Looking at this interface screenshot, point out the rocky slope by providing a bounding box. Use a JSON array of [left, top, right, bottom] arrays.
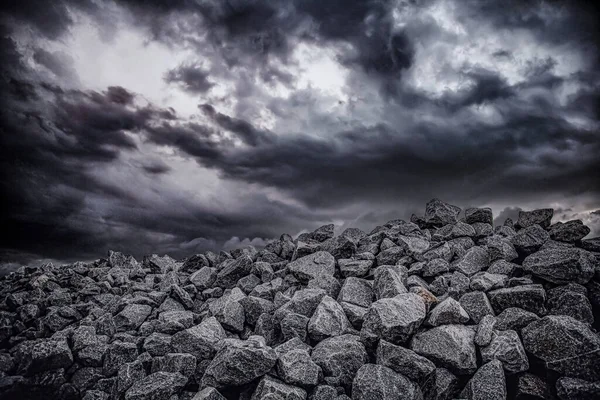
[[1, 199, 599, 400]]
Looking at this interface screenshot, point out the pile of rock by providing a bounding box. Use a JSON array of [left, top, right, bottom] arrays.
[[1, 199, 599, 400]]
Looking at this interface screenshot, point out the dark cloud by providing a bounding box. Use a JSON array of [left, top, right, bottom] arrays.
[[0, 0, 599, 271], [165, 63, 214, 93]]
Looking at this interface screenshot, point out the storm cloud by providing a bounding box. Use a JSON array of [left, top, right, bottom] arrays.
[[0, 0, 598, 268]]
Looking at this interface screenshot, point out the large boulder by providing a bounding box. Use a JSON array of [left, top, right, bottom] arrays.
[[376, 339, 436, 383], [171, 317, 226, 360], [352, 364, 422, 400], [549, 220, 590, 243], [424, 199, 461, 227], [522, 248, 595, 284], [411, 325, 477, 375], [308, 296, 350, 341], [14, 339, 73, 376], [522, 315, 600, 381], [488, 285, 546, 315], [516, 208, 553, 229]]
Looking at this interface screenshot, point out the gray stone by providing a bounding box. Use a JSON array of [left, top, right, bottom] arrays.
[[460, 360, 506, 400], [240, 296, 275, 326], [352, 364, 422, 400], [547, 283, 593, 324], [488, 260, 519, 275], [422, 259, 450, 278], [190, 267, 217, 290], [465, 207, 493, 225], [125, 371, 187, 400], [281, 313, 309, 342], [376, 246, 407, 266], [511, 225, 550, 255], [274, 337, 312, 358], [376, 339, 436, 383], [114, 304, 152, 331], [488, 285, 546, 315], [307, 274, 342, 298], [517, 209, 553, 229], [308, 296, 350, 342], [522, 315, 600, 381], [251, 375, 307, 400], [103, 341, 138, 376], [494, 308, 539, 332], [117, 361, 146, 394], [214, 255, 253, 289], [433, 222, 476, 241], [361, 293, 426, 344], [522, 248, 595, 284], [202, 336, 278, 388], [425, 199, 461, 227], [338, 259, 372, 278], [475, 315, 496, 347], [193, 387, 227, 400], [411, 324, 477, 375], [485, 236, 518, 262], [427, 297, 469, 326], [549, 220, 590, 242], [337, 278, 373, 308], [515, 373, 550, 400], [277, 349, 322, 387], [422, 368, 458, 400], [481, 330, 529, 374], [373, 265, 408, 299], [459, 291, 495, 323], [154, 353, 196, 379], [172, 317, 226, 360], [144, 333, 173, 357], [310, 385, 338, 400], [470, 272, 507, 292], [208, 289, 246, 332], [556, 377, 600, 400], [311, 334, 368, 389], [288, 252, 336, 283]]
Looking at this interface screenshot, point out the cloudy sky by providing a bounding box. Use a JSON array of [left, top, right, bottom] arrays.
[[1, 0, 599, 269]]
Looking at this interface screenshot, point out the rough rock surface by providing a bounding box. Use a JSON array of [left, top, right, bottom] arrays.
[[0, 200, 597, 399]]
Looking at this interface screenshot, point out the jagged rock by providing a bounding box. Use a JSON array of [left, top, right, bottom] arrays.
[[337, 277, 373, 308], [515, 373, 551, 400], [308, 296, 350, 341], [459, 291, 495, 323], [522, 315, 600, 381], [488, 285, 546, 315], [460, 360, 506, 400], [124, 371, 187, 400], [311, 385, 338, 400], [311, 334, 368, 389], [425, 199, 461, 227], [208, 288, 246, 332], [511, 225, 550, 255], [486, 236, 518, 262], [465, 207, 493, 225], [422, 368, 458, 400], [373, 265, 408, 299], [202, 336, 278, 388], [433, 222, 476, 241], [252, 375, 307, 400], [427, 297, 469, 326], [556, 377, 600, 400], [240, 296, 275, 326], [104, 341, 138, 376], [14, 339, 73, 376], [193, 387, 227, 400], [494, 308, 539, 332], [114, 304, 152, 331], [352, 364, 422, 400], [361, 293, 426, 344], [281, 313, 309, 341], [172, 317, 226, 360], [475, 315, 496, 347], [376, 339, 435, 382], [144, 333, 173, 356], [117, 360, 146, 394], [481, 330, 529, 374], [376, 246, 406, 266], [190, 267, 217, 290], [338, 259, 372, 278], [307, 274, 342, 298], [522, 247, 595, 284], [411, 324, 477, 375], [214, 255, 253, 289], [549, 220, 591, 242], [516, 209, 554, 229], [288, 252, 336, 283], [470, 272, 507, 292], [581, 237, 600, 252], [277, 349, 322, 387], [547, 283, 593, 324]]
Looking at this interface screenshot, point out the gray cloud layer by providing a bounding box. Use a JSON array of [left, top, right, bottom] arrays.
[[1, 0, 599, 267]]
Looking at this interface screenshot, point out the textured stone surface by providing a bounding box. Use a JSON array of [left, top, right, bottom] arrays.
[[361, 293, 426, 344], [460, 360, 506, 400], [352, 364, 421, 400]]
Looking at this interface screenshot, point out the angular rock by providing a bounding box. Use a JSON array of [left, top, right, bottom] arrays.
[[511, 225, 550, 255], [125, 371, 187, 400], [460, 360, 506, 400], [488, 285, 546, 315], [114, 304, 152, 331], [547, 283, 593, 324], [307, 274, 342, 298], [193, 387, 227, 400], [277, 349, 322, 387], [465, 207, 494, 225], [311, 334, 368, 389], [281, 313, 309, 342], [251, 375, 307, 400], [104, 341, 138, 376], [422, 368, 458, 400], [517, 209, 553, 229], [459, 291, 495, 323], [190, 267, 217, 290], [287, 252, 336, 283], [15, 339, 73, 376], [556, 377, 600, 400], [308, 296, 350, 341], [337, 277, 373, 308], [411, 324, 477, 375], [172, 317, 226, 360], [376, 339, 435, 383], [202, 336, 278, 388], [481, 330, 529, 374], [475, 315, 496, 347], [214, 255, 253, 289], [373, 265, 408, 299], [522, 315, 600, 380], [338, 259, 372, 278], [515, 373, 551, 400], [427, 297, 469, 326], [352, 364, 422, 400], [522, 248, 595, 284], [470, 272, 507, 292], [361, 293, 426, 344], [425, 199, 461, 227], [549, 220, 590, 243], [494, 308, 539, 332]]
